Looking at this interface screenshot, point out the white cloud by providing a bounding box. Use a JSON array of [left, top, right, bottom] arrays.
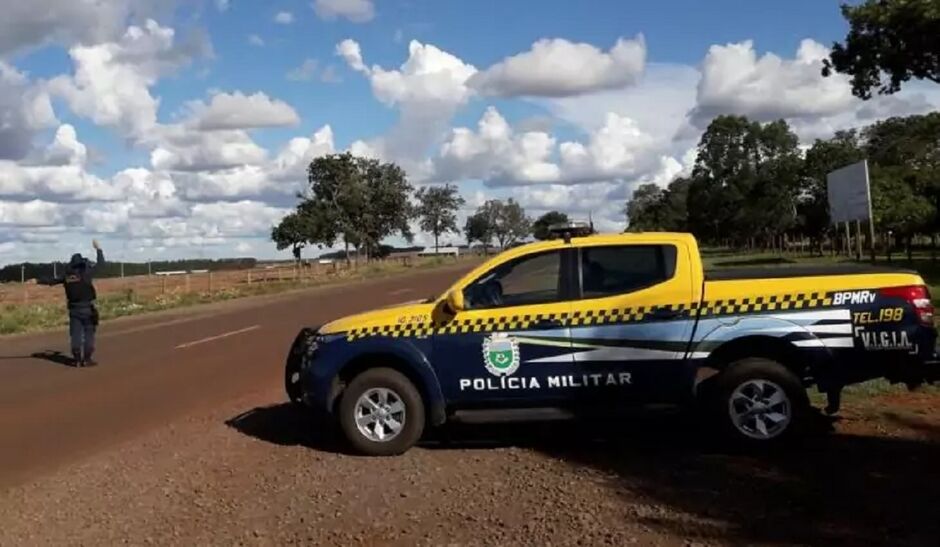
[[469, 36, 646, 97], [185, 91, 300, 130], [336, 39, 366, 73], [248, 34, 265, 47], [0, 200, 63, 227], [269, 125, 335, 182], [41, 124, 87, 166], [366, 40, 478, 107], [0, 61, 57, 160], [150, 127, 268, 172], [215, 0, 230, 12], [313, 0, 375, 23], [337, 38, 478, 164], [435, 107, 660, 187], [274, 11, 294, 24], [0, 124, 120, 201], [544, 63, 700, 152], [0, 0, 171, 56], [287, 59, 318, 81], [688, 39, 854, 128], [48, 19, 210, 140], [0, 162, 116, 201]]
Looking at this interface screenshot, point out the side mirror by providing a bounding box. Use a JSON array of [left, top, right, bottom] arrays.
[[445, 289, 465, 314]]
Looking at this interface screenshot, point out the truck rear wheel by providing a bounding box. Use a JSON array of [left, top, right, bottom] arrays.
[[708, 357, 808, 446], [338, 368, 425, 456]]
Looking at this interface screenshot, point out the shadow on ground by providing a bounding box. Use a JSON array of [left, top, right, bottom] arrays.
[[229, 404, 939, 546], [226, 403, 350, 455], [0, 350, 77, 367]]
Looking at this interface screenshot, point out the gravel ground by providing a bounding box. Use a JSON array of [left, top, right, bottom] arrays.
[[0, 386, 937, 547]]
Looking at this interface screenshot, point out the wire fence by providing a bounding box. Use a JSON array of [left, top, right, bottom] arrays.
[[0, 254, 470, 308]]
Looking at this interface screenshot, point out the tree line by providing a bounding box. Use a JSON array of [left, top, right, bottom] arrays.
[[625, 112, 940, 257], [272, 153, 572, 261], [0, 258, 258, 283]]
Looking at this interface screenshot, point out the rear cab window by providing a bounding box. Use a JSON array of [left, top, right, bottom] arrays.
[[579, 245, 677, 298]]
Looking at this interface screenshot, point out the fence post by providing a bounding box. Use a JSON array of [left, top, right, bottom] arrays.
[[247, 271, 252, 286], [208, 271, 213, 293], [162, 275, 167, 295], [185, 274, 191, 293]]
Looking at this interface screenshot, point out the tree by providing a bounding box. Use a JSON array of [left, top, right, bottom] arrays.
[[871, 166, 935, 260], [357, 157, 415, 259], [625, 184, 665, 231], [415, 184, 465, 252], [480, 199, 531, 249], [823, 0, 940, 99], [464, 211, 494, 254], [686, 115, 802, 248], [271, 212, 313, 263], [300, 153, 414, 263], [532, 211, 569, 240]]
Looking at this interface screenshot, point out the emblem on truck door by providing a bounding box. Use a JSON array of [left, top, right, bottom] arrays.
[[483, 333, 521, 377]]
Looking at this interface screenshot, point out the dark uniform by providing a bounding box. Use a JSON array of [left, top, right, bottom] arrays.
[[43, 248, 105, 366]]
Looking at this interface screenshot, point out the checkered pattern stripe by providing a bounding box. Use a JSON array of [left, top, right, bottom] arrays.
[[696, 291, 833, 317], [343, 291, 839, 341]]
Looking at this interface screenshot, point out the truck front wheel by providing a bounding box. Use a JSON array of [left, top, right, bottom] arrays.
[[708, 357, 809, 446], [338, 368, 425, 456]]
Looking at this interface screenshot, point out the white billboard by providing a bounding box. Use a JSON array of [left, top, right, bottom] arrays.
[[827, 160, 871, 224]]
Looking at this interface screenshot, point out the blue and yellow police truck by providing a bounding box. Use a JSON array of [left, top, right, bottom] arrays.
[[285, 224, 939, 455]]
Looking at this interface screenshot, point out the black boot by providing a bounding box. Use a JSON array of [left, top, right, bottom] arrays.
[[72, 351, 84, 368]]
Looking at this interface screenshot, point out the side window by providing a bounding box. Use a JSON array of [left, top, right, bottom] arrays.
[[463, 251, 562, 310], [580, 245, 677, 298]]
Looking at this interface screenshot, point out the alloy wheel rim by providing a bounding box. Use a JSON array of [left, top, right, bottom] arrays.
[[355, 388, 406, 442], [728, 379, 791, 440]]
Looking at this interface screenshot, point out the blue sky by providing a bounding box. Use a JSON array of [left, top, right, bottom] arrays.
[[1, 0, 938, 265]]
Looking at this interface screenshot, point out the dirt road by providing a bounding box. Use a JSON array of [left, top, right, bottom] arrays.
[[1, 265, 938, 546]]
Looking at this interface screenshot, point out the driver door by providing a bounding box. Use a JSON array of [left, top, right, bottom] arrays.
[[432, 249, 575, 408]]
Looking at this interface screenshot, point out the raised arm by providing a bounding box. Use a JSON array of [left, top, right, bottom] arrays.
[[91, 240, 105, 268]]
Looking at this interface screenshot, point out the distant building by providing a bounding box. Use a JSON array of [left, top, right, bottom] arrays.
[[417, 246, 459, 257]]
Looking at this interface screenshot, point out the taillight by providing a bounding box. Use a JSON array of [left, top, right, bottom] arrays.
[[880, 285, 935, 326]]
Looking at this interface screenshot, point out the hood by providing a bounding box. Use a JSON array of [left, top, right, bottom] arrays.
[[69, 254, 86, 269], [319, 300, 438, 336]]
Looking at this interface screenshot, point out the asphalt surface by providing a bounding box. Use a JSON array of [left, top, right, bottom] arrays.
[[0, 265, 464, 488]]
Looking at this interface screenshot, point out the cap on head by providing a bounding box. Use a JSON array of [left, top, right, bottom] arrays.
[[70, 253, 84, 267]]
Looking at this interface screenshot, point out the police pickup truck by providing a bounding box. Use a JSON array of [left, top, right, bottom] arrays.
[[285, 225, 939, 455]]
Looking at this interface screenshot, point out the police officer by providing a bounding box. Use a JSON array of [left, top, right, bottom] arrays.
[[41, 240, 105, 367]]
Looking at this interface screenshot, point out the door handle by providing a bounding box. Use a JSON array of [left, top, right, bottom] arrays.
[[648, 308, 682, 320], [533, 319, 563, 329]]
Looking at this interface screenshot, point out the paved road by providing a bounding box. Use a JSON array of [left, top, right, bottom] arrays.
[[0, 265, 468, 488]]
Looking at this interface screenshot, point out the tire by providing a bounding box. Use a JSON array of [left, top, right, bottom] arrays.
[[285, 329, 314, 406], [707, 357, 809, 447], [338, 367, 425, 456], [285, 355, 304, 405]]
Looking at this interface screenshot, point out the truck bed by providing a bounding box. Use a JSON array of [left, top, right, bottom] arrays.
[[704, 263, 914, 281]]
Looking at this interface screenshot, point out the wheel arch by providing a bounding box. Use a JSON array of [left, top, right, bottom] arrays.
[[329, 340, 447, 426], [698, 335, 827, 386]]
